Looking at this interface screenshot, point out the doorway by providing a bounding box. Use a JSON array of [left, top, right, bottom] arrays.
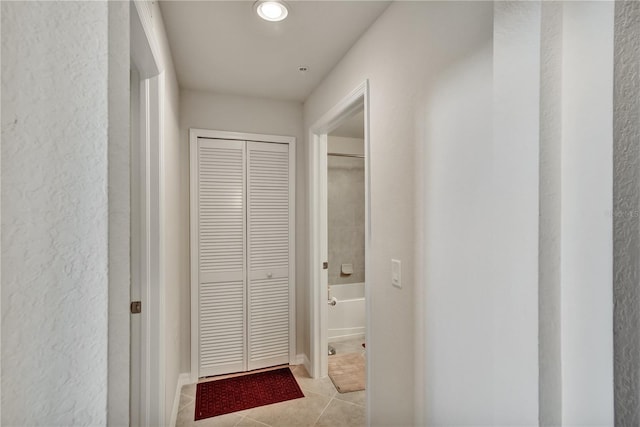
[[326, 111, 367, 395], [309, 80, 371, 420]]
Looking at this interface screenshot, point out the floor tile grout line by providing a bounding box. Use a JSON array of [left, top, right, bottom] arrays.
[[298, 384, 338, 400], [332, 395, 365, 408], [312, 395, 335, 427], [241, 415, 272, 427], [178, 395, 194, 412]]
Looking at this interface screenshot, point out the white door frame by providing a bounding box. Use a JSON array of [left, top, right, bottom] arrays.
[[189, 128, 297, 382], [308, 80, 371, 393], [131, 1, 165, 426]]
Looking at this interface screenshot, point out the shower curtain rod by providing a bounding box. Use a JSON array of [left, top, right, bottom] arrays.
[[327, 152, 365, 159]]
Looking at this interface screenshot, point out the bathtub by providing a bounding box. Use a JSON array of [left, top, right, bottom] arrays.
[[328, 282, 365, 340]]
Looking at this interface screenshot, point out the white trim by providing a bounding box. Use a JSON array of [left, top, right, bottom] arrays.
[[145, 73, 166, 427], [288, 141, 297, 365], [303, 354, 312, 376], [141, 77, 151, 427], [189, 130, 200, 383], [130, 3, 165, 425], [308, 80, 371, 420], [317, 133, 329, 378], [294, 354, 312, 375], [132, 0, 164, 75], [189, 132, 199, 384], [190, 128, 295, 145], [157, 72, 167, 427], [294, 354, 306, 366], [170, 373, 191, 427], [190, 128, 297, 381], [0, 3, 3, 420]]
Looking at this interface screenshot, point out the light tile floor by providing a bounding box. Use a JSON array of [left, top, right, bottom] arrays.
[[176, 364, 365, 427]]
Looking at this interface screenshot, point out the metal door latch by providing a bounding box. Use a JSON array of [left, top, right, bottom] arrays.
[[322, 261, 328, 270], [130, 301, 142, 314]]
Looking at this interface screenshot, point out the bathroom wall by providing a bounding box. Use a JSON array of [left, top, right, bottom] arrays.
[[327, 136, 365, 285]]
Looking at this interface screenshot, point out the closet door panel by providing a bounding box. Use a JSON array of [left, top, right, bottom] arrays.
[[197, 138, 246, 376], [247, 142, 291, 370]]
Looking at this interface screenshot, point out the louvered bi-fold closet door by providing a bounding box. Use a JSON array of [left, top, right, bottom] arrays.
[[196, 138, 247, 377], [247, 141, 291, 370]]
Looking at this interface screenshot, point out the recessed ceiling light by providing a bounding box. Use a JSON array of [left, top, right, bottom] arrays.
[[254, 0, 289, 22]]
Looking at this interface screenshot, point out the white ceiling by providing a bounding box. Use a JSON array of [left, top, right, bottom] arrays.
[[159, 1, 390, 102]]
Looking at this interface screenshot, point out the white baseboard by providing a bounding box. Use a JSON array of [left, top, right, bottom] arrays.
[[303, 354, 311, 376], [294, 353, 312, 375], [170, 373, 191, 427], [294, 353, 305, 366]]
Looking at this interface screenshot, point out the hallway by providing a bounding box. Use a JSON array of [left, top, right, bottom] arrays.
[[3, 0, 640, 425]]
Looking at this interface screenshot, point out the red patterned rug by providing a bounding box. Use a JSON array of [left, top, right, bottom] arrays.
[[194, 367, 304, 420]]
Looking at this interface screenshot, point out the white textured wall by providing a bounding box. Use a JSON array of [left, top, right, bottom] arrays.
[[492, 2, 541, 423], [418, 45, 495, 425], [179, 89, 305, 370], [304, 2, 495, 424], [1, 2, 110, 424], [531, 2, 615, 424], [306, 1, 617, 424], [538, 2, 563, 424], [560, 3, 614, 424], [108, 1, 131, 425], [613, 1, 640, 424]]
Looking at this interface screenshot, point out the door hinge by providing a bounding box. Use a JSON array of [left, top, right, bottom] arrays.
[[130, 301, 142, 314], [322, 261, 328, 270]]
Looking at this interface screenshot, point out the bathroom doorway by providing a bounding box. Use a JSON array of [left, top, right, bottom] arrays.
[[308, 80, 371, 421], [326, 110, 367, 396]]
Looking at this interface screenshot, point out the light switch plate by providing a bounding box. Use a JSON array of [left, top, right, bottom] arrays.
[[391, 259, 401, 289]]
